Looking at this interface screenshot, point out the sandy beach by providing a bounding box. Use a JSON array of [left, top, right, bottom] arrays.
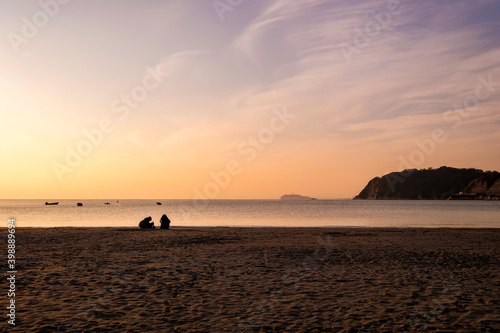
[[6, 227, 500, 332]]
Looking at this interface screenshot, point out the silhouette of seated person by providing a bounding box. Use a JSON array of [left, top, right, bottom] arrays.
[[160, 214, 171, 229], [139, 216, 155, 229]]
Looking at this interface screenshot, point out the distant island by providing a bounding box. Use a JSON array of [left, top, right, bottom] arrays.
[[281, 194, 317, 200], [355, 166, 500, 200]]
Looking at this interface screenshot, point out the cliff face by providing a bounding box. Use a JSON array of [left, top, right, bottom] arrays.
[[355, 167, 500, 200], [464, 173, 500, 196]]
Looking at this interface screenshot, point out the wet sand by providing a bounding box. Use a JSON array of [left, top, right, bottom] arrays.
[[6, 227, 500, 332]]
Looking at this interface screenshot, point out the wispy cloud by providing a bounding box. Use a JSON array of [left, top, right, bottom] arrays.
[[230, 0, 500, 138]]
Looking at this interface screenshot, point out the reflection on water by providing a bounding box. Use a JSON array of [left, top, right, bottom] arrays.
[[1, 199, 499, 228]]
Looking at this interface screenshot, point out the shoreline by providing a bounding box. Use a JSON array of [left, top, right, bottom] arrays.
[[5, 225, 500, 229]]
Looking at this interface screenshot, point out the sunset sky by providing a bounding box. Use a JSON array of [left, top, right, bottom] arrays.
[[1, 0, 500, 199]]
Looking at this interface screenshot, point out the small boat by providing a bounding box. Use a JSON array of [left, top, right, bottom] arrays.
[[77, 203, 83, 206], [45, 202, 59, 205], [156, 202, 162, 205], [104, 202, 110, 205]]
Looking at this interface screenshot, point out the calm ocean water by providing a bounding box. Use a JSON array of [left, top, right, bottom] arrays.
[[1, 199, 499, 228]]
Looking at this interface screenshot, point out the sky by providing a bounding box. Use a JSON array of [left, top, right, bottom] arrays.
[[1, 0, 500, 199]]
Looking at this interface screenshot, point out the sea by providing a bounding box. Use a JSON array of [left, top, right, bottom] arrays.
[[1, 199, 499, 228]]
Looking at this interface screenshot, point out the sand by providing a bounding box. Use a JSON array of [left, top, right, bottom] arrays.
[[5, 227, 500, 332]]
